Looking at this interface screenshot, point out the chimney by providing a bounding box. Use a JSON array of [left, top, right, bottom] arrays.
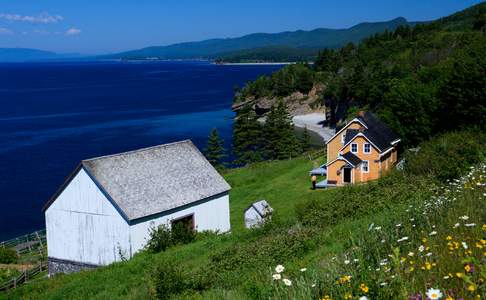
[[357, 111, 365, 118]]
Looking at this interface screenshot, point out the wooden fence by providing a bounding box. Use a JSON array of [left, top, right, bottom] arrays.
[[0, 229, 46, 254], [0, 261, 47, 291]]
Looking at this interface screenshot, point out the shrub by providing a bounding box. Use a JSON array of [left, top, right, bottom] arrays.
[[0, 247, 17, 264], [150, 260, 186, 299], [145, 223, 196, 253], [145, 224, 172, 253], [404, 130, 485, 181]]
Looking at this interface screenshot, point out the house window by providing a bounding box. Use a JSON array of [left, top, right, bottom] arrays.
[[351, 143, 358, 153], [341, 134, 346, 144], [361, 160, 369, 173], [363, 143, 371, 154]]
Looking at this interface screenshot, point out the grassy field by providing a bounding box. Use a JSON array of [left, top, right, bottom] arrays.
[[3, 131, 485, 299]]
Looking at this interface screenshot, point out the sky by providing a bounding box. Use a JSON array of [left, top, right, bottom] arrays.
[[0, 0, 482, 54]]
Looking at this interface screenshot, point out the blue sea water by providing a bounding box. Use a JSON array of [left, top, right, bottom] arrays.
[[0, 61, 281, 240]]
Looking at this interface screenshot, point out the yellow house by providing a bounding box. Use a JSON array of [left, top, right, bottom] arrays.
[[325, 111, 400, 186]]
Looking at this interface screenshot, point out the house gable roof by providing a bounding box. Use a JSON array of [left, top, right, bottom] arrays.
[[326, 151, 362, 168], [338, 112, 400, 153], [43, 140, 231, 222], [325, 118, 368, 145]]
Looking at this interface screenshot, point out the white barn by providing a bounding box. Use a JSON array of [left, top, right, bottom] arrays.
[[43, 140, 231, 275]]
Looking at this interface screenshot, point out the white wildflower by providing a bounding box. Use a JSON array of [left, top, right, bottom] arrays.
[[465, 223, 476, 227], [454, 223, 460, 228], [418, 245, 425, 252], [426, 288, 443, 300], [426, 252, 432, 257], [429, 231, 437, 236], [462, 242, 468, 249], [374, 226, 382, 231], [459, 215, 469, 220], [300, 268, 307, 272], [408, 252, 414, 257], [368, 223, 374, 231], [397, 236, 409, 243], [275, 265, 284, 273], [359, 297, 368, 300], [396, 223, 402, 227], [353, 259, 359, 263], [344, 260, 350, 265], [380, 282, 387, 287], [272, 274, 281, 280], [283, 278, 292, 286]]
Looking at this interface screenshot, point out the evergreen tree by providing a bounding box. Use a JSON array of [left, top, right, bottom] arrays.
[[204, 128, 226, 168], [263, 100, 301, 160], [300, 126, 312, 152], [232, 105, 264, 165]]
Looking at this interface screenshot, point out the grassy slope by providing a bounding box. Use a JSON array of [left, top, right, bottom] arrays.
[[2, 157, 324, 299]]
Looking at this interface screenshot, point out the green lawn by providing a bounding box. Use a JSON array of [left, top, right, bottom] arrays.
[[2, 156, 326, 299]]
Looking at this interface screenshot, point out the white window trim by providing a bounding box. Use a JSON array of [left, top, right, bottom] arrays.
[[351, 143, 358, 153], [361, 160, 369, 173], [341, 134, 346, 144], [363, 143, 371, 154]]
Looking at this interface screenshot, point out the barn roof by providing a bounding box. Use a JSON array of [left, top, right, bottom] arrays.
[[44, 140, 231, 222]]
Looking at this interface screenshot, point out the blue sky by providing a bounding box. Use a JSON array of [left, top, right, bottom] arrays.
[[0, 0, 482, 54]]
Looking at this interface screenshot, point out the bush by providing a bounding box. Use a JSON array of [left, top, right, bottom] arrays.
[[404, 130, 485, 181], [145, 224, 172, 253], [150, 260, 186, 299], [295, 172, 434, 228], [145, 223, 196, 253], [0, 247, 18, 264]]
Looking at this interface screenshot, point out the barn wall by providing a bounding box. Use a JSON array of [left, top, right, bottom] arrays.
[[129, 193, 230, 253], [45, 168, 130, 267]]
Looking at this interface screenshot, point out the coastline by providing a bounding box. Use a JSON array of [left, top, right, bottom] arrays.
[[215, 62, 297, 66], [292, 113, 334, 143]]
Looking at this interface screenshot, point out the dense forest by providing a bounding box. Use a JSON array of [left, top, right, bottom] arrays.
[[232, 2, 486, 163]]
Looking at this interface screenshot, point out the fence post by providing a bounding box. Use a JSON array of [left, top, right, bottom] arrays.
[[13, 277, 16, 289]]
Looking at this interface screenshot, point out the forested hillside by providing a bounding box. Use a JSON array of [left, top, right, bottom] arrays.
[[233, 2, 486, 160]]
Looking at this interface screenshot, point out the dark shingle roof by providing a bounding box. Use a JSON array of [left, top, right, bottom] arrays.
[[45, 140, 231, 221], [342, 152, 362, 167], [356, 112, 400, 151], [344, 129, 359, 144]]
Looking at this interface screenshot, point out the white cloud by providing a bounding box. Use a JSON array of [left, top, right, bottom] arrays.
[[0, 27, 13, 35], [65, 27, 81, 36], [0, 12, 63, 24]]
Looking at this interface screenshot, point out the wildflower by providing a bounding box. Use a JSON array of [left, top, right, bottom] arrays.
[[454, 223, 460, 228], [446, 236, 453, 241], [483, 224, 486, 231], [283, 278, 292, 286], [368, 223, 374, 231], [397, 236, 409, 243], [418, 245, 425, 252], [300, 268, 307, 272], [408, 252, 415, 257], [426, 288, 443, 300], [422, 238, 428, 243], [464, 263, 474, 273], [353, 259, 359, 263], [374, 226, 382, 231], [429, 231, 437, 236], [460, 215, 469, 221], [344, 260, 350, 265], [360, 283, 369, 293], [321, 296, 330, 300], [344, 294, 352, 300], [275, 265, 284, 273], [445, 296, 453, 300], [456, 272, 464, 278], [272, 273, 281, 280], [462, 242, 468, 249], [424, 262, 432, 270], [359, 297, 368, 300], [311, 283, 316, 288], [467, 284, 477, 292], [465, 223, 477, 227], [426, 252, 432, 257], [396, 223, 402, 227], [380, 282, 387, 287]]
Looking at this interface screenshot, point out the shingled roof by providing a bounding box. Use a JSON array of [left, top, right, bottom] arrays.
[[355, 112, 400, 151], [44, 140, 231, 221], [342, 151, 362, 167]]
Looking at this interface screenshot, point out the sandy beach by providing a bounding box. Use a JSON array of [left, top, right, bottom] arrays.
[[292, 113, 335, 142]]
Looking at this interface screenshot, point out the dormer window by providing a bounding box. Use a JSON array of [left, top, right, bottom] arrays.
[[351, 143, 358, 153], [363, 143, 371, 154]]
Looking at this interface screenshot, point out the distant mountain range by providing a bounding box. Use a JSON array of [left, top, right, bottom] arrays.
[[0, 17, 419, 62], [0, 48, 83, 62], [104, 17, 418, 62]]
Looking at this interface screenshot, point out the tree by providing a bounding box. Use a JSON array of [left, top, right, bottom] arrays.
[[263, 100, 301, 160], [232, 105, 264, 165], [300, 126, 312, 152], [204, 128, 226, 168]]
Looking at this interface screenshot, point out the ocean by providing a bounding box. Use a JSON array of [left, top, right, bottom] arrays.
[[0, 61, 281, 240]]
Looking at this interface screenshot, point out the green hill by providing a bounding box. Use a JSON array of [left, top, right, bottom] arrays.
[[104, 17, 415, 61], [2, 130, 485, 299]]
